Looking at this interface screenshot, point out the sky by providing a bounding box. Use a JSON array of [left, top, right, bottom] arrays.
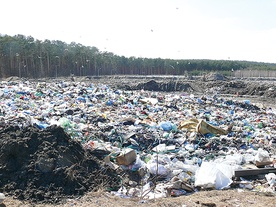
[[1, 0, 276, 63]]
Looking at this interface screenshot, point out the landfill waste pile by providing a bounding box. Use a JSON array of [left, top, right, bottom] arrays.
[[0, 77, 275, 203]]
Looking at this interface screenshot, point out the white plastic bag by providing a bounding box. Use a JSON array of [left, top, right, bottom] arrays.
[[265, 173, 276, 187], [147, 162, 168, 176], [255, 148, 270, 162], [195, 162, 232, 190]]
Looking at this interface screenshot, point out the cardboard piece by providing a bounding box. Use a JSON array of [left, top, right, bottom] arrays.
[[116, 148, 137, 165]]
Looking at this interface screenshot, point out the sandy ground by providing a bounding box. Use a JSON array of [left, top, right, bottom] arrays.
[[2, 189, 276, 207]]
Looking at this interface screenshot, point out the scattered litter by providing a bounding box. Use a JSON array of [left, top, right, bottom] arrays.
[[0, 78, 275, 203]]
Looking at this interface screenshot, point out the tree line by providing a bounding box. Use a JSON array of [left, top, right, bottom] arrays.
[[0, 34, 276, 78]]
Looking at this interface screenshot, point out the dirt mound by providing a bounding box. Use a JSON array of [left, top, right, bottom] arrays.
[[136, 80, 160, 91], [0, 125, 120, 203], [204, 73, 228, 81], [244, 83, 276, 98], [135, 80, 194, 92]]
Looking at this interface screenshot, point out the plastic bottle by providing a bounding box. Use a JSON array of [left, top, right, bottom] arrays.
[[170, 189, 186, 197]]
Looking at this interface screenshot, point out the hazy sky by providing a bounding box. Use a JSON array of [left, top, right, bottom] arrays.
[[1, 0, 276, 63]]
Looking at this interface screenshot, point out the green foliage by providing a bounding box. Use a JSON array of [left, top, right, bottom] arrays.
[[0, 34, 276, 78]]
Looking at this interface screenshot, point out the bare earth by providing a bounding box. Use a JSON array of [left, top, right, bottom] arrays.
[[3, 189, 276, 207]]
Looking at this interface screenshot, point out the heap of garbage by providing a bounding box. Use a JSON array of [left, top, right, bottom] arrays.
[[0, 78, 275, 202]]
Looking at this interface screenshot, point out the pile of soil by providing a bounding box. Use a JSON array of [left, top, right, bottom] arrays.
[[0, 125, 120, 203], [204, 72, 228, 81], [135, 80, 194, 92]]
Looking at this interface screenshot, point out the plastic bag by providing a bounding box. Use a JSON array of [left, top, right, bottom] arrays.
[[130, 155, 146, 171], [265, 173, 276, 187], [146, 158, 169, 176], [159, 122, 173, 131], [255, 148, 270, 163], [195, 162, 232, 190], [147, 163, 168, 176]]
